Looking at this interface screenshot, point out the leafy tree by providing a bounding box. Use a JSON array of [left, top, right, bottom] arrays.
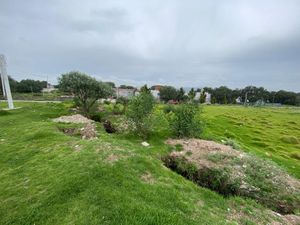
[[126, 92, 155, 138], [200, 91, 206, 104], [119, 85, 135, 89], [188, 88, 196, 101], [116, 96, 129, 114], [16, 79, 46, 93], [0, 76, 18, 94], [140, 84, 151, 94], [159, 86, 178, 102], [274, 90, 297, 105], [211, 96, 217, 104], [58, 71, 112, 116], [177, 87, 186, 102], [213, 86, 232, 104], [105, 82, 116, 88], [241, 86, 270, 104]]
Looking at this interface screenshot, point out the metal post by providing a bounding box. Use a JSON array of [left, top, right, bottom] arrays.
[[0, 55, 14, 109]]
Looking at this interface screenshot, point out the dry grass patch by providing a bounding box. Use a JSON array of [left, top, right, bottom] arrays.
[[140, 171, 156, 185]]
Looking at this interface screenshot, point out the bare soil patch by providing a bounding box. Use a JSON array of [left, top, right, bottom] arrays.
[[141, 171, 156, 184], [106, 154, 119, 164], [53, 114, 92, 124], [163, 139, 300, 214], [80, 123, 97, 140], [54, 114, 97, 140]]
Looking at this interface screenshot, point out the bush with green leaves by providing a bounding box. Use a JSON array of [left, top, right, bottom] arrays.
[[171, 103, 203, 138], [163, 104, 175, 114], [126, 92, 155, 138]]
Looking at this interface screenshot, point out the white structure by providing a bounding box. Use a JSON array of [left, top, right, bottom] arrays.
[[236, 96, 242, 104], [0, 55, 14, 109], [194, 92, 201, 101], [114, 87, 136, 98], [151, 90, 160, 100], [205, 92, 211, 104], [42, 83, 57, 93]]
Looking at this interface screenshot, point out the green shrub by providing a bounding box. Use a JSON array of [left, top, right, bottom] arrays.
[[171, 104, 203, 138], [126, 92, 155, 139], [222, 138, 241, 150], [163, 104, 175, 114], [112, 103, 124, 115], [90, 113, 102, 122]]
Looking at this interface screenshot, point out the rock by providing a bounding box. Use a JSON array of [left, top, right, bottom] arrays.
[[142, 141, 150, 147]]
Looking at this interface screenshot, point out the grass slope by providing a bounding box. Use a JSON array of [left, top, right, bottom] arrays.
[[202, 105, 300, 178], [0, 102, 298, 225]]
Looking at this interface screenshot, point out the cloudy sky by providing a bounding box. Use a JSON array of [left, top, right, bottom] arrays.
[[1, 0, 300, 91]]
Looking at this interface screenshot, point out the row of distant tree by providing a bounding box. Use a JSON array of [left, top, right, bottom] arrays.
[[202, 86, 300, 105], [156, 85, 300, 105], [1, 76, 299, 105], [0, 76, 47, 93]]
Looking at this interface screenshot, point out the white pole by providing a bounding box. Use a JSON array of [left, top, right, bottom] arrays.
[[0, 55, 14, 109]]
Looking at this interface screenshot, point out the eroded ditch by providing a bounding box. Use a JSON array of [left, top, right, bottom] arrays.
[[162, 139, 300, 215]]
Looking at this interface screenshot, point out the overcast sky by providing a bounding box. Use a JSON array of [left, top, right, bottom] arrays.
[[1, 0, 300, 91]]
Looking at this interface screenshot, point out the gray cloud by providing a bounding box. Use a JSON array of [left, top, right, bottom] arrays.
[[0, 0, 299, 91]]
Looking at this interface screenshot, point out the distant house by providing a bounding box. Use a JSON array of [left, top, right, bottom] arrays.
[[151, 90, 160, 100], [205, 92, 211, 104], [42, 83, 57, 93], [194, 92, 201, 101], [114, 87, 136, 99], [151, 85, 162, 91], [236, 96, 242, 104], [195, 89, 211, 104]]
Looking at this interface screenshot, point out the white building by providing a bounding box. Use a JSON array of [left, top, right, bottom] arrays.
[[42, 83, 57, 93], [115, 87, 136, 98], [151, 90, 160, 100], [205, 92, 211, 104], [194, 92, 201, 101]]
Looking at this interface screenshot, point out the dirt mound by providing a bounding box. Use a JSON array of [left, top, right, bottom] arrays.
[[164, 139, 300, 214], [80, 123, 97, 140], [55, 114, 97, 140], [53, 114, 92, 124], [166, 139, 242, 169]]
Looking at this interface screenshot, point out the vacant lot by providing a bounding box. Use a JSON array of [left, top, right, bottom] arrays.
[[0, 102, 299, 225]]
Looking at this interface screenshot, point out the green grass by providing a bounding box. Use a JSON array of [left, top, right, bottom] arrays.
[[0, 102, 298, 224], [202, 105, 300, 178]]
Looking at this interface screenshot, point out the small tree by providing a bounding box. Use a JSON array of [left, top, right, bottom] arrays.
[[159, 86, 178, 102], [140, 84, 151, 94], [126, 92, 155, 138], [17, 79, 46, 93], [200, 91, 206, 104], [59, 71, 112, 116], [188, 88, 196, 101], [171, 103, 203, 138], [177, 87, 185, 102]]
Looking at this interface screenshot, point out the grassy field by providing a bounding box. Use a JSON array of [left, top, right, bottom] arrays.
[[202, 105, 300, 179], [0, 102, 299, 225]]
